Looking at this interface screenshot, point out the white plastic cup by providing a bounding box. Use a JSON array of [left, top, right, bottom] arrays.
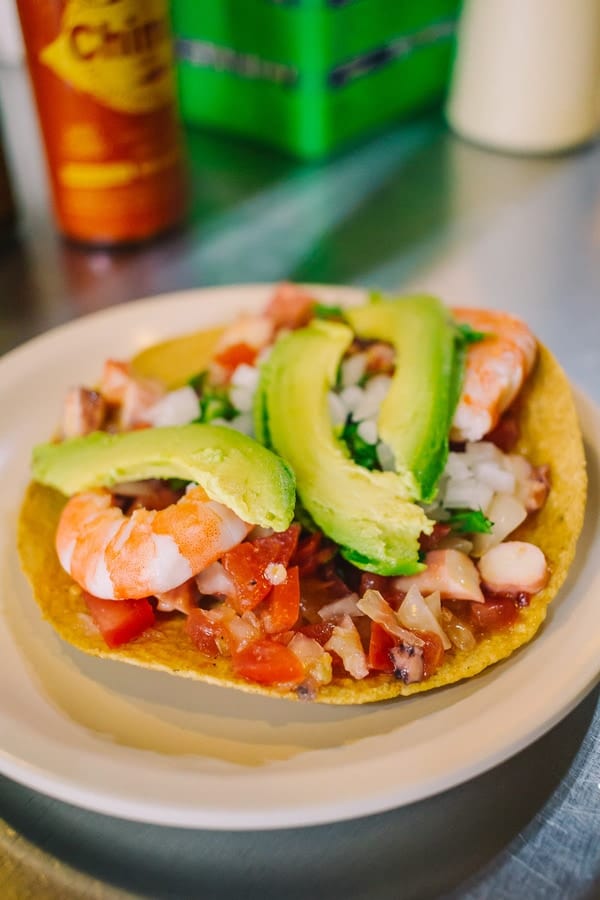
[[446, 0, 600, 155]]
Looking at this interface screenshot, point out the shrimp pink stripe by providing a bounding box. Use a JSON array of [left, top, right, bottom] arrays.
[[55, 486, 252, 601], [451, 308, 537, 442]]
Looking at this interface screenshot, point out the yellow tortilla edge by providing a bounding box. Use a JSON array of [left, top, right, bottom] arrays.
[[17, 340, 587, 704]]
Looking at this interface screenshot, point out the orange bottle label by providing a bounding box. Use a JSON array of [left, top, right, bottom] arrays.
[[17, 0, 186, 243], [39, 0, 176, 115]]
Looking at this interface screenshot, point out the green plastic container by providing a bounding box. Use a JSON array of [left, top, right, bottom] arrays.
[[171, 0, 460, 159]]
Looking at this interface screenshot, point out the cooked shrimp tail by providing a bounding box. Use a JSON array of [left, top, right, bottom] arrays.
[[451, 308, 537, 443], [56, 486, 251, 600]]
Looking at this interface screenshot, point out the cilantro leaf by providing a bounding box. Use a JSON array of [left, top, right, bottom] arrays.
[[187, 370, 208, 394], [312, 302, 346, 321], [196, 392, 237, 423], [167, 478, 190, 491], [341, 420, 379, 470], [455, 322, 489, 344], [447, 508, 493, 534]]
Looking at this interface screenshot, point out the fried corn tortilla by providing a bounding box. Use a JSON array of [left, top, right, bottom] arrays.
[[17, 328, 587, 704]]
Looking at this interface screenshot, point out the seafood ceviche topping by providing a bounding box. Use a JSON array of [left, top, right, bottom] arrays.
[[31, 284, 557, 700]]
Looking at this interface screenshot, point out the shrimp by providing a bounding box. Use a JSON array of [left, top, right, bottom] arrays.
[[61, 387, 107, 438], [99, 359, 165, 430], [451, 308, 537, 443], [56, 486, 252, 601]]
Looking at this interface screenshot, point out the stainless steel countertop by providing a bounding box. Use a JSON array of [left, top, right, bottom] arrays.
[[1, 62, 599, 899]]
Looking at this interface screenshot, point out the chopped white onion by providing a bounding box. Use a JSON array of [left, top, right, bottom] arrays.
[[352, 375, 391, 421], [397, 586, 451, 650], [464, 441, 502, 462], [229, 385, 255, 413], [339, 385, 363, 416], [473, 461, 516, 494], [357, 419, 378, 445], [341, 353, 367, 387], [146, 386, 199, 427], [231, 363, 260, 390], [436, 534, 474, 555], [376, 441, 396, 472], [440, 607, 477, 651], [424, 589, 442, 620], [445, 453, 472, 480], [318, 593, 363, 620], [471, 493, 528, 556], [357, 589, 424, 645], [328, 392, 347, 426], [226, 611, 261, 651], [442, 477, 494, 513], [324, 614, 369, 680], [288, 633, 333, 685]]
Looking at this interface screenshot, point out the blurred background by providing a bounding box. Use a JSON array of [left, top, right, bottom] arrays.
[[1, 0, 600, 357]]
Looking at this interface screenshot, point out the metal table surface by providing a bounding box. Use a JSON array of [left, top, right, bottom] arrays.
[[1, 63, 600, 899]]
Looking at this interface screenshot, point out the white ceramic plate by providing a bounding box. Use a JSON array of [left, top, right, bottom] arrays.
[[1, 284, 599, 831]]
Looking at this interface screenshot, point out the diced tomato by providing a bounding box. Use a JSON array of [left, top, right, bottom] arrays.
[[262, 566, 300, 634], [265, 282, 314, 330], [258, 524, 301, 560], [368, 622, 395, 673], [299, 621, 336, 646], [186, 608, 223, 657], [270, 629, 296, 646], [368, 625, 444, 678], [289, 530, 336, 578], [221, 525, 300, 613], [299, 571, 355, 624], [212, 342, 257, 370], [232, 639, 305, 686], [413, 630, 445, 679], [84, 593, 155, 648], [99, 359, 131, 404], [359, 572, 405, 608], [290, 530, 324, 577], [419, 523, 452, 553], [469, 598, 519, 632]]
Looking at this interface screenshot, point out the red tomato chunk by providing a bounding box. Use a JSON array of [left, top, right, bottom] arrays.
[[186, 608, 221, 657], [368, 623, 444, 680], [85, 594, 155, 648], [368, 622, 395, 674], [221, 525, 300, 613], [213, 342, 257, 370], [414, 630, 445, 679], [232, 639, 305, 686], [262, 566, 300, 634], [469, 598, 519, 632]]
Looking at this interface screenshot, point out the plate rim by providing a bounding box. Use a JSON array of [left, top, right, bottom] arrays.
[[1, 283, 598, 831]]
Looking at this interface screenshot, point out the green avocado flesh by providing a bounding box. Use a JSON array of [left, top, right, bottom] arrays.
[[31, 424, 295, 531], [259, 319, 433, 575], [345, 295, 462, 503]]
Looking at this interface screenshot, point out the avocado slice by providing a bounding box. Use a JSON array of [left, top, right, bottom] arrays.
[[31, 424, 295, 531], [131, 326, 224, 389], [345, 295, 462, 502], [260, 320, 433, 575]]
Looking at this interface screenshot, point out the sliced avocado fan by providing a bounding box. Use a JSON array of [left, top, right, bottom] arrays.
[[258, 319, 434, 575], [345, 295, 462, 503], [31, 424, 295, 531]]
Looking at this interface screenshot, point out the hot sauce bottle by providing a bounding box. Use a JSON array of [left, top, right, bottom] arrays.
[[17, 0, 187, 244]]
